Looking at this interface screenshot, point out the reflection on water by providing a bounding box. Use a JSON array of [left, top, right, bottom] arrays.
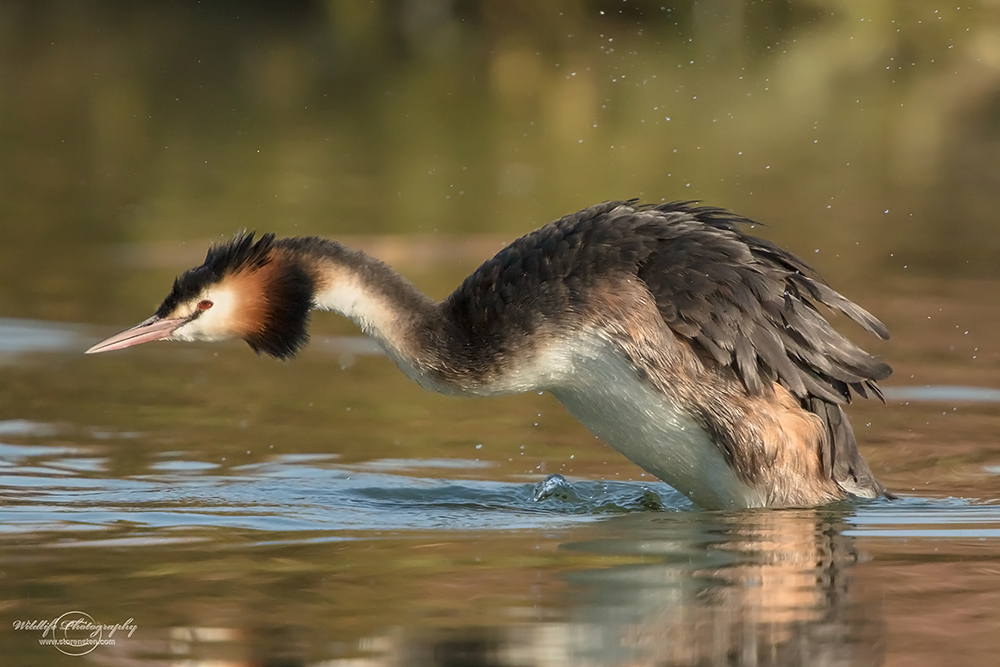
[[0, 436, 677, 537], [2, 307, 1000, 663], [2, 308, 1000, 663], [3, 417, 1000, 664], [0, 318, 87, 356], [884, 385, 1000, 403], [556, 510, 883, 667]]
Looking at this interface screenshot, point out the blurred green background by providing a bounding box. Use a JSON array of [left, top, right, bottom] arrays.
[[1, 0, 999, 325]]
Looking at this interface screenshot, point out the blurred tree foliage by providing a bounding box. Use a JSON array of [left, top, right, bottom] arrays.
[[0, 0, 998, 321]]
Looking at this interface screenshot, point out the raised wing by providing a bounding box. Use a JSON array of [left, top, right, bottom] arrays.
[[633, 202, 891, 406]]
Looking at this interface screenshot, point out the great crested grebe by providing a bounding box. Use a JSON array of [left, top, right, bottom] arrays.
[[87, 201, 893, 510]]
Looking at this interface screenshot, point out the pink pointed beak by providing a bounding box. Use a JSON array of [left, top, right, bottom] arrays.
[[85, 316, 187, 354]]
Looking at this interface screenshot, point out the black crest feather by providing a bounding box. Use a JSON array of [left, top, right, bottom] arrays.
[[156, 231, 277, 318]]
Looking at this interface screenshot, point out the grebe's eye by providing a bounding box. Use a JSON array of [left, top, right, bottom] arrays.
[[197, 300, 214, 311]]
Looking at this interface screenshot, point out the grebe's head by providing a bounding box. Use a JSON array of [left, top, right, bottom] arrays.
[[86, 232, 314, 360]]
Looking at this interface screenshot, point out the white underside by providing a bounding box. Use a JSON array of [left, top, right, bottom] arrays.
[[542, 336, 766, 510]]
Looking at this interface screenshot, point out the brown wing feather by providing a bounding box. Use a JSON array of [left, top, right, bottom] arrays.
[[631, 202, 891, 405], [629, 202, 890, 497]]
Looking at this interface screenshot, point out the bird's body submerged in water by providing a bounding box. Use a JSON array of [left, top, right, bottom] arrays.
[[88, 201, 892, 510]]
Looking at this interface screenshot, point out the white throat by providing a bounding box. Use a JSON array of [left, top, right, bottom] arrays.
[[314, 280, 389, 334]]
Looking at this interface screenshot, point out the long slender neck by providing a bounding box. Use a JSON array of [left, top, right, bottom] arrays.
[[278, 236, 595, 398], [286, 239, 451, 391]]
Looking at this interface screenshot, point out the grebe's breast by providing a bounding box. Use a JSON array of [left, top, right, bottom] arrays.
[[545, 332, 767, 510]]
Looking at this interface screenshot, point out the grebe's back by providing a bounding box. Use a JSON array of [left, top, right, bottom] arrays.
[[86, 201, 892, 510]]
